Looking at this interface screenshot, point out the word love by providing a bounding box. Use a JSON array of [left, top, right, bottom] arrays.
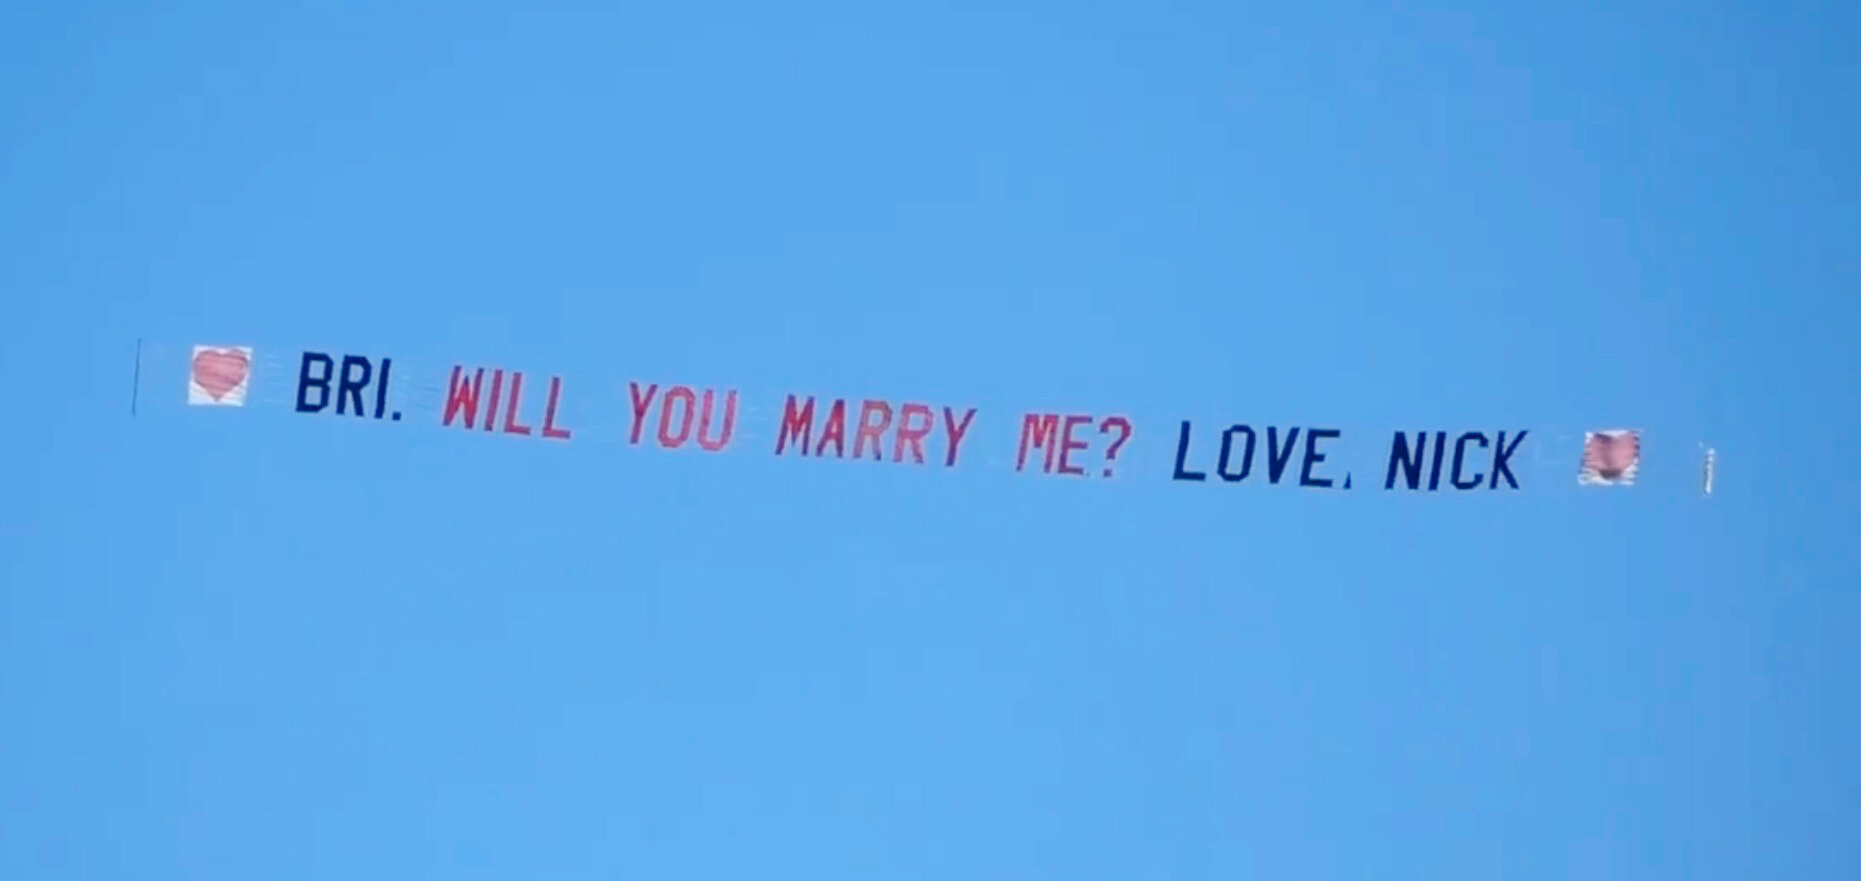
[[1016, 413, 1133, 478], [1172, 422, 1347, 488]]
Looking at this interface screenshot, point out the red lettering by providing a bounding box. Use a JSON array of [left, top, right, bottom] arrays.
[[814, 399, 848, 458], [1016, 413, 1059, 472], [442, 366, 484, 429], [893, 403, 933, 464], [627, 382, 657, 444], [502, 371, 533, 436], [852, 399, 893, 461], [776, 395, 816, 455], [482, 369, 504, 432], [1058, 415, 1091, 475], [942, 407, 977, 468], [541, 376, 571, 440], [658, 385, 696, 448], [696, 389, 738, 452]]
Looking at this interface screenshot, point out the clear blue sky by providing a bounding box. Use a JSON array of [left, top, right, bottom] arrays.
[[3, 5, 1857, 879]]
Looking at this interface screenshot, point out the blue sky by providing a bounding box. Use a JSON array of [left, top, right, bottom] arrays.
[[3, 5, 1857, 879]]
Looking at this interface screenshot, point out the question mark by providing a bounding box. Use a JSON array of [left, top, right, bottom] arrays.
[[1099, 416, 1132, 477]]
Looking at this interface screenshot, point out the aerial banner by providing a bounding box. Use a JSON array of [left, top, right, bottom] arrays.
[[140, 341, 1701, 496]]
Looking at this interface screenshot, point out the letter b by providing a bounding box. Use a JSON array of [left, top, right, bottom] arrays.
[[295, 352, 333, 413]]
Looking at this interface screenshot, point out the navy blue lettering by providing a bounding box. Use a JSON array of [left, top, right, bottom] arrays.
[[1265, 427, 1300, 483], [1490, 431, 1526, 489], [1216, 425, 1255, 482], [1300, 428, 1340, 488], [1172, 421, 1207, 482], [1451, 432, 1488, 489], [295, 352, 332, 413], [1427, 430, 1448, 491], [373, 358, 392, 418], [336, 356, 372, 416], [1385, 432, 1425, 489]]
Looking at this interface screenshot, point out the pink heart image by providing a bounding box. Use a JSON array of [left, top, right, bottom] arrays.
[[192, 348, 250, 400], [1584, 432, 1639, 478]]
